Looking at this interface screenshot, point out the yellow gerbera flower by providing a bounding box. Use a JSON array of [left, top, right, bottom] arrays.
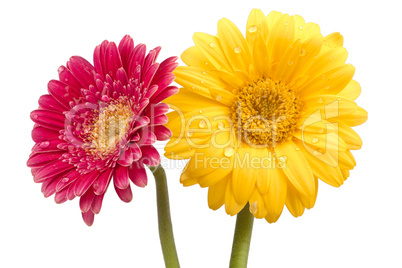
[[164, 9, 367, 223]]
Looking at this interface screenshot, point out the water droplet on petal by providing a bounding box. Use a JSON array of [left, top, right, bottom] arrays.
[[337, 97, 342, 101], [40, 141, 50, 148], [325, 85, 330, 89], [93, 181, 99, 190], [295, 147, 300, 151], [216, 95, 222, 101], [250, 201, 258, 214], [234, 47, 242, 54], [306, 165, 311, 168], [32, 113, 38, 119], [318, 128, 324, 133], [217, 122, 224, 130], [202, 71, 207, 75], [62, 177, 69, 183], [288, 60, 294, 66], [199, 120, 206, 128], [299, 25, 303, 30], [322, 75, 326, 79], [199, 109, 203, 114], [314, 55, 318, 58], [299, 49, 306, 56], [200, 80, 205, 84], [279, 156, 287, 162], [318, 98, 324, 104], [186, 130, 194, 137], [224, 147, 235, 157], [312, 137, 319, 144], [210, 42, 215, 48], [248, 25, 257, 33]]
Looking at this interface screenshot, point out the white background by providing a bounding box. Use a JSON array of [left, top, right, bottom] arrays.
[[0, 0, 401, 267]]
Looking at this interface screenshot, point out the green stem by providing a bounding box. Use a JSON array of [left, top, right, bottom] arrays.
[[229, 203, 254, 268], [149, 164, 180, 268]]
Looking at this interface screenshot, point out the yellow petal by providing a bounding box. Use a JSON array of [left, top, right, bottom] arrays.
[[232, 145, 260, 204], [285, 182, 305, 217], [294, 130, 348, 152], [256, 150, 275, 194], [330, 106, 368, 127], [217, 18, 252, 73], [249, 190, 268, 219], [266, 11, 284, 33], [164, 87, 223, 113], [193, 32, 233, 72], [337, 122, 363, 150], [300, 64, 355, 97], [180, 168, 198, 186], [263, 167, 287, 220], [274, 141, 315, 197], [208, 175, 229, 210], [252, 32, 270, 76], [338, 80, 361, 101], [246, 9, 269, 48], [267, 14, 295, 66], [303, 47, 348, 83], [225, 178, 245, 216], [302, 94, 358, 119], [273, 39, 302, 83], [181, 46, 214, 70], [324, 32, 344, 48], [174, 66, 228, 98], [301, 145, 344, 187]]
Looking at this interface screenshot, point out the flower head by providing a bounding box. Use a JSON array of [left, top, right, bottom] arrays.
[[164, 10, 367, 222], [28, 35, 178, 226]]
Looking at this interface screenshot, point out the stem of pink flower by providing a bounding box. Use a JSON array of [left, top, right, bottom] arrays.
[[150, 164, 180, 268], [229, 203, 254, 268]]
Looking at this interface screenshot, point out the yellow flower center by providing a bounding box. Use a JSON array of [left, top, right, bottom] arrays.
[[231, 77, 301, 147], [88, 101, 134, 154]]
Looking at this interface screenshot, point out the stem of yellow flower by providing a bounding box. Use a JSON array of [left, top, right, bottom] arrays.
[[229, 203, 254, 268], [150, 164, 180, 268]]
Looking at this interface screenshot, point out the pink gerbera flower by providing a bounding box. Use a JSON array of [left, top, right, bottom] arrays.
[[27, 35, 178, 226]]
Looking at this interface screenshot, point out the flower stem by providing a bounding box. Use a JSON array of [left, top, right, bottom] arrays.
[[149, 164, 180, 268], [229, 203, 254, 268]]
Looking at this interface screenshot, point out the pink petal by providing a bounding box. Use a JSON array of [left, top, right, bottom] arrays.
[[132, 116, 150, 132], [56, 169, 81, 192], [105, 42, 123, 79], [47, 80, 76, 108], [118, 143, 142, 166], [128, 163, 148, 187], [42, 177, 60, 198], [118, 35, 134, 70], [145, 103, 169, 118], [152, 73, 175, 95], [93, 40, 109, 78], [66, 56, 96, 89], [32, 138, 64, 154], [31, 109, 65, 131], [34, 160, 74, 182], [94, 169, 113, 195], [113, 165, 130, 189], [79, 190, 95, 213], [27, 151, 64, 167], [58, 65, 84, 93], [74, 171, 101, 197], [137, 129, 156, 145], [91, 194, 105, 214], [152, 125, 172, 141], [128, 44, 146, 77], [82, 210, 95, 226], [31, 126, 59, 143], [38, 94, 66, 112], [151, 85, 179, 104], [114, 183, 133, 203], [151, 114, 168, 125], [142, 49, 157, 81], [140, 145, 160, 166], [143, 63, 159, 90], [54, 187, 68, 204], [154, 56, 178, 78]]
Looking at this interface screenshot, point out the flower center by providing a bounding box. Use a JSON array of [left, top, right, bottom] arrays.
[[88, 101, 134, 154], [231, 77, 301, 147]]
